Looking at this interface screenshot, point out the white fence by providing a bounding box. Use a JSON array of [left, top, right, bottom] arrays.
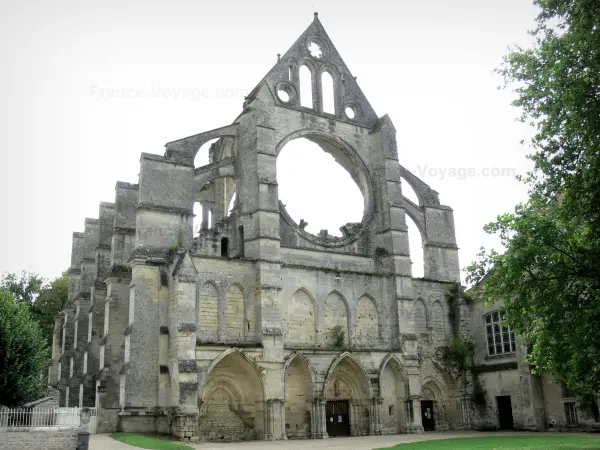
[[0, 407, 96, 430]]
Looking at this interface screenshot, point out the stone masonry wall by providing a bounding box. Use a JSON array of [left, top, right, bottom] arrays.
[[0, 429, 78, 450]]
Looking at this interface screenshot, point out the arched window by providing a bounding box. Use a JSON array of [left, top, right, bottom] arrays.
[[299, 65, 313, 108], [485, 310, 516, 355], [321, 71, 334, 114]]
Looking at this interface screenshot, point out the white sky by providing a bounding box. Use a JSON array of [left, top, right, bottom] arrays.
[[0, 0, 538, 282]]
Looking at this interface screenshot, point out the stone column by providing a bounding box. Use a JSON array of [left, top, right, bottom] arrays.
[[235, 101, 284, 364], [314, 398, 328, 438], [408, 396, 424, 433], [405, 364, 424, 433], [280, 399, 287, 440], [264, 399, 285, 440], [310, 397, 319, 439], [96, 274, 130, 433], [168, 253, 199, 440], [372, 396, 383, 435]]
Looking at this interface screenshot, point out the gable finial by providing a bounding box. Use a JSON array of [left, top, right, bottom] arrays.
[[314, 11, 319, 19]]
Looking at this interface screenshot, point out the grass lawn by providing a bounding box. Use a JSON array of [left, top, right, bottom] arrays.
[[377, 435, 600, 449], [111, 433, 193, 450]]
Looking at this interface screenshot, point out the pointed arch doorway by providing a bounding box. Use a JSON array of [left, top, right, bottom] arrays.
[[421, 379, 447, 432], [324, 354, 372, 437]]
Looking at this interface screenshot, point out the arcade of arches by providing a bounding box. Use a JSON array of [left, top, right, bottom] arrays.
[[195, 350, 454, 441]]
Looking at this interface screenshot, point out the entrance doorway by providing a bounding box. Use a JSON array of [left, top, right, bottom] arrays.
[[496, 396, 514, 430], [421, 400, 435, 431], [326, 400, 350, 437]]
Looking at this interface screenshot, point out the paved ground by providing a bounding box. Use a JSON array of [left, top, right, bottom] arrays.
[[90, 431, 597, 450]]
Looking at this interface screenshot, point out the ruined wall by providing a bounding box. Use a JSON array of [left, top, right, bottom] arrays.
[[48, 14, 501, 442]]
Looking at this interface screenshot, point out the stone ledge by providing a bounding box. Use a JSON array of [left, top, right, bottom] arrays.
[[283, 345, 403, 353], [196, 340, 263, 348], [137, 203, 193, 215]]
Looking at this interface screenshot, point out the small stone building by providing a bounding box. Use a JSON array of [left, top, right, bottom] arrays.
[[49, 14, 599, 440]]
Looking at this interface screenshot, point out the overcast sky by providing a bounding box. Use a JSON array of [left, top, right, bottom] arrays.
[[0, 0, 539, 282]]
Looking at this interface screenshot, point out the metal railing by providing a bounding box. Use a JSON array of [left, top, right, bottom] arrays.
[[0, 407, 95, 429]]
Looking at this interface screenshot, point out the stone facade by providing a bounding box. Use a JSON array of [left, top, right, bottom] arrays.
[[49, 14, 599, 441]]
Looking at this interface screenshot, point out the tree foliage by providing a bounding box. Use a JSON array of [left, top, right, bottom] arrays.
[[32, 272, 70, 345], [0, 271, 45, 304], [467, 0, 600, 395], [0, 290, 49, 406], [0, 271, 69, 346]]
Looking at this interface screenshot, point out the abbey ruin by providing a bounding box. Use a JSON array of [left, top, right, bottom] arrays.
[[49, 14, 600, 440]]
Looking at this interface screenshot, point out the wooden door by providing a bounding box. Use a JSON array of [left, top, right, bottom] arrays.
[[326, 400, 350, 437]]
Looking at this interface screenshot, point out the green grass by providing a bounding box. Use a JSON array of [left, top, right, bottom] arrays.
[[111, 433, 193, 450], [377, 435, 600, 449]]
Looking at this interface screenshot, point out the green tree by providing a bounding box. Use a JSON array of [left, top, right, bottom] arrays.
[[32, 272, 70, 345], [467, 198, 600, 395], [468, 0, 600, 396], [0, 270, 44, 304], [0, 271, 70, 346], [0, 290, 49, 406]]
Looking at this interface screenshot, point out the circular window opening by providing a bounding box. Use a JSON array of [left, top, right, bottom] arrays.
[[344, 106, 356, 120], [277, 137, 364, 238], [308, 41, 323, 59], [277, 89, 290, 103]]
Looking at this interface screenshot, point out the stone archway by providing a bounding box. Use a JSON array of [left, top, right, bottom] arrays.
[[422, 378, 449, 431], [324, 354, 372, 436], [198, 351, 265, 441], [380, 356, 408, 434], [284, 354, 313, 438]]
